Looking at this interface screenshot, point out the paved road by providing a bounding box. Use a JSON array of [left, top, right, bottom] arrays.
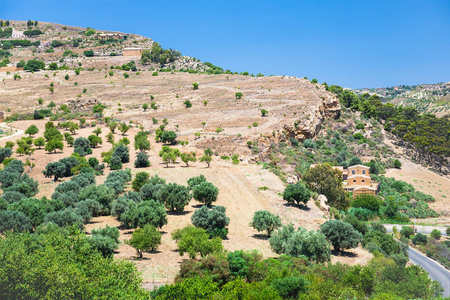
[[408, 247, 450, 297], [384, 224, 448, 236]]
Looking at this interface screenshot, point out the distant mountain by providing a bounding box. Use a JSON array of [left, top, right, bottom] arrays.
[[351, 82, 450, 117]]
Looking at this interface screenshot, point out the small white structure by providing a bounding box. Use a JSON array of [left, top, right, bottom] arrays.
[[11, 28, 24, 39]]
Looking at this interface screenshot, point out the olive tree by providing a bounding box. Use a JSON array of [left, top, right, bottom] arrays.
[[319, 220, 362, 252], [126, 224, 162, 258], [192, 181, 219, 206], [156, 183, 191, 212], [250, 210, 281, 236], [282, 182, 311, 206], [192, 206, 230, 238]]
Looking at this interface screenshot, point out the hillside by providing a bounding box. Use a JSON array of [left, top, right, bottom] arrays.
[[352, 82, 450, 117], [0, 19, 448, 298]]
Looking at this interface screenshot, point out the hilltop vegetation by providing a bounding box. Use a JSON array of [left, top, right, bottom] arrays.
[[353, 82, 450, 117]]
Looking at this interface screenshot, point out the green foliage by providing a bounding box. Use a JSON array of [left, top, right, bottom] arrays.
[[235, 92, 243, 99], [269, 223, 331, 263], [282, 182, 311, 206], [0, 210, 32, 233], [132, 172, 149, 192], [303, 163, 350, 210], [183, 100, 192, 108], [78, 184, 115, 214], [172, 226, 223, 259], [412, 233, 428, 245], [400, 226, 415, 239], [24, 59, 45, 71], [192, 206, 230, 238], [180, 152, 197, 166], [250, 210, 282, 236], [192, 181, 219, 206], [0, 230, 149, 299], [160, 131, 177, 144], [73, 137, 92, 156], [320, 220, 362, 252], [157, 183, 191, 212], [127, 224, 162, 258], [84, 49, 94, 57], [113, 144, 130, 163], [430, 229, 441, 239], [135, 152, 150, 168], [121, 200, 167, 229]]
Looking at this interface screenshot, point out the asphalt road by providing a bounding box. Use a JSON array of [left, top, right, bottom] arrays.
[[408, 247, 450, 297], [384, 224, 448, 236]]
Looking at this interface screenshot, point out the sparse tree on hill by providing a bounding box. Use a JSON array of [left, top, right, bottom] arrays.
[[250, 210, 282, 237], [93, 127, 102, 137], [109, 121, 118, 133], [200, 155, 212, 168], [119, 123, 129, 135], [25, 125, 39, 137], [33, 137, 45, 149], [192, 181, 219, 206], [142, 104, 149, 111], [180, 152, 197, 167], [283, 182, 311, 207], [126, 224, 162, 258], [320, 220, 361, 253], [135, 152, 150, 168]]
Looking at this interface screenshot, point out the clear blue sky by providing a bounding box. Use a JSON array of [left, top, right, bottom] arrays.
[[2, 0, 450, 88]]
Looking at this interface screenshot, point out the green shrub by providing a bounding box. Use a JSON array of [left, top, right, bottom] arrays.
[[412, 233, 427, 245]]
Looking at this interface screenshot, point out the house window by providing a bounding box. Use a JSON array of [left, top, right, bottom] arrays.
[[352, 170, 355, 175], [362, 180, 365, 183], [362, 170, 366, 175], [353, 180, 356, 183]]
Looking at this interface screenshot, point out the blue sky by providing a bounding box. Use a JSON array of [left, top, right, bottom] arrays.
[[2, 0, 449, 88]]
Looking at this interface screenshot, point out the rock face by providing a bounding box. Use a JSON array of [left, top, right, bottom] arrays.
[[318, 195, 330, 212]]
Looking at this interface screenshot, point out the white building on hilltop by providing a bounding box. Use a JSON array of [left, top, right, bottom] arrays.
[[11, 28, 24, 39]]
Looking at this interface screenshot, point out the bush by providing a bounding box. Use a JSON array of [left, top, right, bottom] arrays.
[[78, 184, 115, 214], [88, 234, 118, 258], [113, 144, 130, 163], [44, 209, 83, 228], [132, 172, 149, 192], [109, 155, 122, 170], [270, 276, 309, 299], [249, 210, 281, 237], [120, 200, 167, 229], [282, 182, 311, 206], [157, 183, 191, 212], [160, 131, 177, 144], [0, 210, 32, 233], [127, 224, 162, 258], [412, 233, 428, 245], [192, 181, 219, 206], [269, 224, 331, 263], [187, 175, 207, 190], [84, 50, 94, 57], [135, 152, 150, 168], [73, 137, 92, 156], [430, 229, 441, 240], [192, 206, 230, 238], [172, 226, 223, 259], [400, 226, 415, 239], [302, 139, 315, 148]]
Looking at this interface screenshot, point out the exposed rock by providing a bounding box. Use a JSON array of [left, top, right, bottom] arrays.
[[318, 195, 330, 212]]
